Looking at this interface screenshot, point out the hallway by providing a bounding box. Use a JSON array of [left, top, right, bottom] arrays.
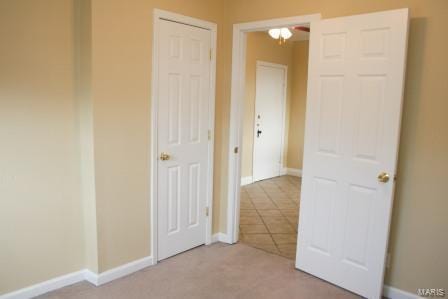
[[239, 175, 301, 259]]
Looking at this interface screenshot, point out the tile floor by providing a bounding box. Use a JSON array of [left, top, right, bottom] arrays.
[[239, 175, 301, 259]]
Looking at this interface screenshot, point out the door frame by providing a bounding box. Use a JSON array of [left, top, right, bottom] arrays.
[[151, 9, 217, 263], [226, 13, 321, 245], [252, 61, 288, 182]]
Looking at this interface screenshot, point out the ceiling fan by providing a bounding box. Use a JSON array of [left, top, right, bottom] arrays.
[[268, 26, 310, 44]]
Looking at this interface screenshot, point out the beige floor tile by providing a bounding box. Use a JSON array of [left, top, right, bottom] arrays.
[[272, 234, 297, 245], [239, 176, 302, 261], [240, 224, 268, 234], [240, 209, 258, 217], [265, 222, 295, 233], [253, 200, 277, 210], [240, 233, 274, 245], [240, 200, 255, 209], [280, 209, 298, 217], [240, 215, 263, 225], [274, 201, 298, 209], [257, 209, 283, 217], [266, 192, 289, 198], [250, 197, 270, 203], [285, 215, 298, 226], [261, 216, 289, 225]]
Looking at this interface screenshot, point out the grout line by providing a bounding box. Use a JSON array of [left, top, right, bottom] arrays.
[[240, 176, 302, 259]]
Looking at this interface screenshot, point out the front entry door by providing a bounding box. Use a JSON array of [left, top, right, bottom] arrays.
[[296, 9, 409, 298], [253, 62, 287, 182], [157, 19, 211, 261]]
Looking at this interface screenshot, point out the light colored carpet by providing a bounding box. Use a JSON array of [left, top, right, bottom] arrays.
[[38, 243, 360, 299]]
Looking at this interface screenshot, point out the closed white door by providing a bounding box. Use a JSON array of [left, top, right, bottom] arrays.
[[296, 9, 409, 298], [253, 62, 287, 182], [157, 19, 211, 261]]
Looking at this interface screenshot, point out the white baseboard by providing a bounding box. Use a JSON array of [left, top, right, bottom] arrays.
[[84, 256, 154, 286], [284, 168, 302, 177], [383, 285, 421, 299], [1, 257, 416, 299], [211, 233, 231, 244], [1, 256, 154, 299], [240, 176, 253, 186], [1, 270, 86, 299]]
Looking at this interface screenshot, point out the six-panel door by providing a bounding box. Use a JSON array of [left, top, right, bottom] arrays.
[[296, 9, 409, 298], [157, 19, 211, 261]]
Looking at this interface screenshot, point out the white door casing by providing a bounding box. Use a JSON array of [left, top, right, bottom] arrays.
[[253, 61, 287, 182], [156, 19, 212, 261], [296, 9, 409, 299]]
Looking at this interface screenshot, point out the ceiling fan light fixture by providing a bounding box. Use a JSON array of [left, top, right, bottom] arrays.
[[280, 28, 292, 39], [268, 28, 281, 39]]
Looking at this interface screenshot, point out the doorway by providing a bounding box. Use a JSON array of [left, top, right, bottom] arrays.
[[227, 9, 409, 299], [238, 29, 310, 259], [151, 9, 217, 262]]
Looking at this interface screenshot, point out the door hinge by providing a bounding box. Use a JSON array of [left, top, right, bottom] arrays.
[[205, 206, 210, 217], [209, 49, 212, 61], [234, 146, 239, 154], [208, 130, 212, 141]]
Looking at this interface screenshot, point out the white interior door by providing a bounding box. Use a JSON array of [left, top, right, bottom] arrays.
[[296, 9, 409, 298], [157, 19, 211, 261], [253, 62, 287, 182]]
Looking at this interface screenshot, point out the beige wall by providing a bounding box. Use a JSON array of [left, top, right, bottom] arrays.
[[0, 0, 226, 293], [286, 41, 309, 170], [222, 0, 448, 293], [89, 0, 225, 272], [241, 32, 294, 178], [1, 0, 448, 295], [0, 0, 85, 293]]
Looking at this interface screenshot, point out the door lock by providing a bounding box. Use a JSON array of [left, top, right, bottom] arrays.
[[257, 129, 262, 138]]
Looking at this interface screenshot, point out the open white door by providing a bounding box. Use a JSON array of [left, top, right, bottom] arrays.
[[253, 62, 287, 182], [157, 19, 211, 261], [296, 9, 409, 298]]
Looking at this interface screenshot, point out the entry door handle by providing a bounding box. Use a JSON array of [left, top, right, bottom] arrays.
[[257, 129, 262, 138]]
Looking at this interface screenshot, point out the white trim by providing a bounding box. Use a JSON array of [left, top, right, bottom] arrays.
[[383, 285, 422, 299], [84, 256, 154, 286], [150, 9, 217, 263], [240, 176, 253, 186], [1, 256, 155, 299], [284, 168, 302, 177], [1, 270, 86, 299], [211, 233, 232, 244], [252, 61, 288, 183], [227, 13, 321, 244], [0, 262, 416, 299]]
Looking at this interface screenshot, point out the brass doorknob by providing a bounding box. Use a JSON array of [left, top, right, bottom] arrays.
[[377, 172, 390, 183], [160, 152, 170, 161]]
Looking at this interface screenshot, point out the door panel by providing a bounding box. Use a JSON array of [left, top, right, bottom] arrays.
[[296, 9, 409, 298], [253, 62, 286, 182], [157, 19, 211, 261]]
